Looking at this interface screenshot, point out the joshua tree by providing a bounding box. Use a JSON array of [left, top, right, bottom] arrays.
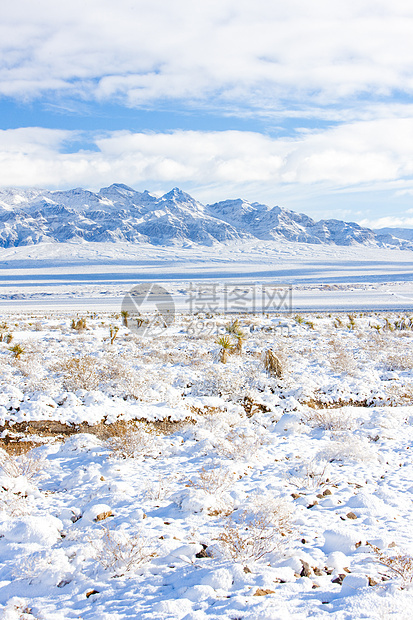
[[109, 325, 119, 344]]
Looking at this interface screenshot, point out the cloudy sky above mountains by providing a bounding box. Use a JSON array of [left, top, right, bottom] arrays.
[[2, 0, 413, 226]]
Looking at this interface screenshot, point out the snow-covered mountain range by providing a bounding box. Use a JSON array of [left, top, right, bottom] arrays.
[[0, 184, 411, 250]]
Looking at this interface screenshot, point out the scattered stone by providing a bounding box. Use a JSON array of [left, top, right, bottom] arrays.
[[70, 512, 81, 523], [301, 538, 307, 544], [95, 510, 113, 522], [254, 588, 275, 597], [300, 560, 312, 577], [291, 493, 301, 499], [86, 590, 99, 598], [322, 489, 332, 496], [355, 541, 363, 548], [243, 566, 252, 573], [368, 576, 378, 586], [196, 545, 209, 558], [332, 574, 346, 585], [313, 567, 323, 576], [312, 583, 320, 588], [343, 567, 351, 573], [346, 512, 357, 520], [307, 500, 318, 509]]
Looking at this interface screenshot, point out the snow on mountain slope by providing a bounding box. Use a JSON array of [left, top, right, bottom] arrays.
[[375, 227, 413, 242], [0, 185, 411, 250]]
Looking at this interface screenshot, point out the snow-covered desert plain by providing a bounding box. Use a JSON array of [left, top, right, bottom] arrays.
[[0, 288, 413, 618]]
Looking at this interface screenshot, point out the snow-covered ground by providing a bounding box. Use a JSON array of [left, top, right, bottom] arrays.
[[0, 310, 413, 619], [0, 240, 413, 312]]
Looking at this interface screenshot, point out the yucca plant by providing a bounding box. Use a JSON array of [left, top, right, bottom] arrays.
[[225, 319, 247, 354], [216, 335, 235, 363], [8, 344, 25, 359], [234, 328, 247, 353], [225, 318, 241, 334], [121, 310, 129, 327]]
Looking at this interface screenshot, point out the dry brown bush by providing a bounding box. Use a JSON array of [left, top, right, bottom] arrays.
[[0, 448, 47, 482], [188, 466, 236, 495], [213, 428, 269, 460], [106, 422, 160, 459], [367, 542, 413, 587], [91, 526, 157, 575], [384, 351, 413, 371], [61, 356, 101, 391], [218, 497, 293, 562], [328, 339, 357, 374], [263, 349, 283, 377], [288, 458, 331, 491], [302, 407, 355, 431]]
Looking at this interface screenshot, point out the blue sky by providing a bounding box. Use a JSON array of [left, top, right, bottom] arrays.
[[2, 0, 413, 227]]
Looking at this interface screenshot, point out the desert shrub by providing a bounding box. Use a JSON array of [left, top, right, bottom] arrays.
[[189, 466, 237, 495], [213, 427, 269, 460], [287, 458, 331, 491], [263, 349, 283, 377], [383, 382, 413, 405], [145, 473, 181, 501], [367, 542, 413, 587], [384, 351, 413, 371], [328, 339, 357, 374], [56, 355, 104, 391], [190, 364, 246, 400], [302, 407, 355, 431], [218, 496, 293, 562], [91, 526, 157, 575], [319, 434, 377, 463], [0, 488, 32, 517], [107, 422, 160, 459], [0, 448, 47, 482]]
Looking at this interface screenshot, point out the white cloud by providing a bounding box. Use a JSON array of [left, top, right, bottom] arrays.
[[1, 118, 413, 201], [2, 0, 413, 114], [359, 216, 413, 229]]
